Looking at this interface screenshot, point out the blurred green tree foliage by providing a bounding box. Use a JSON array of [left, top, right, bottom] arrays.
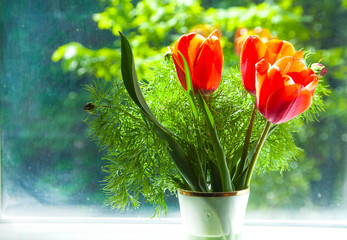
[[52, 0, 309, 78]]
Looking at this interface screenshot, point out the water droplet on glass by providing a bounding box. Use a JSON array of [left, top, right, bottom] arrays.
[[204, 208, 211, 219]]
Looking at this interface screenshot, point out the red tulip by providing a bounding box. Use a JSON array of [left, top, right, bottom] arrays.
[[168, 30, 223, 94], [240, 35, 303, 96], [255, 56, 319, 124]]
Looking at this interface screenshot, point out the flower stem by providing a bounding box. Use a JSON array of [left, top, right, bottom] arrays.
[[235, 104, 257, 178], [245, 121, 272, 188]]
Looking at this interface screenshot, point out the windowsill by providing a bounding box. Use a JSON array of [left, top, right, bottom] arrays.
[[1, 220, 347, 240]]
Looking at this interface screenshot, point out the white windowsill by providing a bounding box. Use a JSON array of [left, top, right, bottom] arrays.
[[1, 220, 346, 240]]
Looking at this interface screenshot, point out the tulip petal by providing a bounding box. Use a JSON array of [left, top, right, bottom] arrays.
[[172, 54, 189, 90], [256, 62, 287, 115], [169, 46, 187, 90], [304, 72, 319, 95], [240, 36, 267, 95], [170, 33, 206, 91], [264, 84, 312, 124], [265, 40, 296, 64], [293, 51, 304, 59], [274, 57, 318, 93], [194, 30, 221, 68], [207, 29, 220, 39], [192, 31, 223, 93], [287, 69, 317, 88], [176, 33, 205, 70], [273, 56, 307, 75], [255, 59, 270, 113]]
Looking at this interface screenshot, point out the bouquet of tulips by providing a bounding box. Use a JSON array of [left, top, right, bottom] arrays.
[[85, 29, 327, 213]]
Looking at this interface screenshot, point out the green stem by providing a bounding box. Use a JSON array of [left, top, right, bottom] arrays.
[[198, 93, 233, 192], [245, 121, 272, 188], [235, 103, 257, 178], [116, 107, 142, 122]]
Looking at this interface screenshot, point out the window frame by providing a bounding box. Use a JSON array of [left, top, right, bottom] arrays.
[[0, 221, 347, 240]]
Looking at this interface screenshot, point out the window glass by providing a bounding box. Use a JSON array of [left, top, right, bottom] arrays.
[[1, 0, 346, 223]]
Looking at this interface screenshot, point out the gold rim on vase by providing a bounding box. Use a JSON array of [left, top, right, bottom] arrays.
[[178, 188, 250, 197]]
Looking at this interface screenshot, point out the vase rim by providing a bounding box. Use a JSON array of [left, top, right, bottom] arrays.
[[178, 188, 250, 197]]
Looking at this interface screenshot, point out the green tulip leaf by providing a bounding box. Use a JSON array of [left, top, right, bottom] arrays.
[[197, 92, 233, 192], [119, 31, 201, 191], [178, 51, 198, 119]]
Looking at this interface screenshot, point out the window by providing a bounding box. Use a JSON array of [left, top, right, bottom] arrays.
[[1, 0, 346, 233]]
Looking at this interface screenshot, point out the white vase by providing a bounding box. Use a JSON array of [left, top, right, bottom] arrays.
[[178, 188, 250, 240]]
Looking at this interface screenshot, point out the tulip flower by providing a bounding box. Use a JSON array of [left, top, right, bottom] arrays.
[[255, 56, 319, 124], [234, 27, 275, 57], [168, 30, 223, 94], [240, 35, 303, 96]]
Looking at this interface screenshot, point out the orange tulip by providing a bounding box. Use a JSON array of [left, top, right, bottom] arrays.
[[234, 27, 275, 57], [240, 35, 303, 96], [168, 30, 223, 94], [255, 56, 319, 124]]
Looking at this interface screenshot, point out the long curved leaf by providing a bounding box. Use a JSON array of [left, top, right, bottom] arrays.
[[197, 92, 233, 192], [119, 31, 201, 191]]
